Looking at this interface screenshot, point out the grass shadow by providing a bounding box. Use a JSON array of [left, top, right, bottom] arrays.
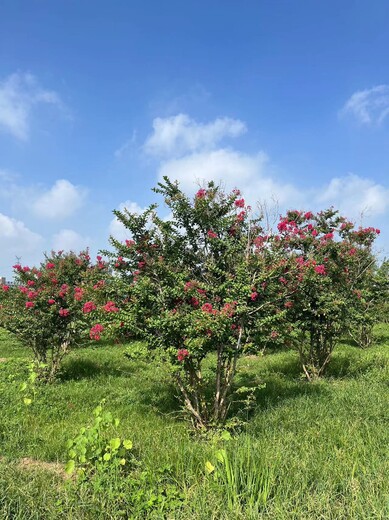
[[59, 356, 134, 381]]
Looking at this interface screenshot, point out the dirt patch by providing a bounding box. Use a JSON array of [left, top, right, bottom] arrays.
[[18, 457, 70, 480], [0, 358, 7, 362]]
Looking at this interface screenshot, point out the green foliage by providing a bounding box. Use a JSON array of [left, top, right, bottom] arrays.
[[105, 178, 288, 427], [65, 400, 134, 478], [0, 250, 116, 380], [273, 209, 380, 378]]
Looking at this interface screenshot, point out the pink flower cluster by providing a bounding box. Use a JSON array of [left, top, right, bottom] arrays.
[[90, 323, 104, 340], [177, 348, 189, 362], [207, 230, 217, 239], [103, 301, 119, 312], [196, 188, 207, 199], [83, 301, 97, 313]]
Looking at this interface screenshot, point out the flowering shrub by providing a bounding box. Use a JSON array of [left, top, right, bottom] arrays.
[[271, 209, 380, 378], [0, 250, 118, 381], [105, 178, 289, 428]]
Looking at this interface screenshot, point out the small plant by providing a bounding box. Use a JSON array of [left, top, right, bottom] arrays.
[[205, 433, 274, 513], [65, 400, 133, 478], [19, 361, 46, 406], [65, 401, 185, 517]]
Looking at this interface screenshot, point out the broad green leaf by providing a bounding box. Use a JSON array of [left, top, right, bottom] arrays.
[[65, 460, 75, 474], [123, 439, 133, 450], [109, 437, 121, 450]]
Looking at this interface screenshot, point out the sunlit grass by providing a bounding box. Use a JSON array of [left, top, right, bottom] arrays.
[[0, 326, 388, 518]]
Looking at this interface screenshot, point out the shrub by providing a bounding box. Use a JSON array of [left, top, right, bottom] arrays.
[[105, 178, 288, 428], [272, 209, 380, 378], [0, 250, 115, 380]]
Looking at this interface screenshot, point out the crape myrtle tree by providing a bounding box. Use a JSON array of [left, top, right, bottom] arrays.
[[0, 250, 118, 381], [106, 178, 291, 429], [272, 209, 380, 379], [347, 255, 388, 349]]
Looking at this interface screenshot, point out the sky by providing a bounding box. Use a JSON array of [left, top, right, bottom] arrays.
[[1, 0, 389, 279]]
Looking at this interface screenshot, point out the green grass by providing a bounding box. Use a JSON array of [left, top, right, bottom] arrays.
[[0, 326, 388, 519]]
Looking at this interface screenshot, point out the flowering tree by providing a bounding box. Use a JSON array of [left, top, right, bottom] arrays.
[[272, 209, 380, 378], [0, 250, 117, 381], [105, 178, 290, 428]]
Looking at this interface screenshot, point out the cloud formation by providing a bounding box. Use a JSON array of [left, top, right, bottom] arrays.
[[340, 85, 389, 125], [316, 173, 389, 218], [52, 229, 90, 252], [0, 72, 63, 140], [109, 200, 147, 242], [32, 179, 87, 219], [0, 213, 43, 275], [144, 113, 246, 157]]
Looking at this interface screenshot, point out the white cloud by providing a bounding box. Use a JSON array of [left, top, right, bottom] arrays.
[[52, 229, 90, 252], [340, 85, 389, 125], [316, 173, 389, 219], [109, 200, 147, 242], [0, 72, 64, 140], [144, 113, 247, 157], [0, 213, 43, 276], [158, 148, 301, 207], [32, 179, 87, 219]]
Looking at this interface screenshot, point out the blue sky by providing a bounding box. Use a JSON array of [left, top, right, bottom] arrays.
[[1, 1, 389, 278]]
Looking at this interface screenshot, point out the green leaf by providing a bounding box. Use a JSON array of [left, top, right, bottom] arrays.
[[23, 398, 32, 406], [220, 430, 232, 441], [20, 382, 27, 392], [205, 461, 215, 474], [65, 460, 75, 474], [119, 458, 126, 465], [103, 452, 111, 461], [123, 439, 133, 450], [109, 437, 121, 450]]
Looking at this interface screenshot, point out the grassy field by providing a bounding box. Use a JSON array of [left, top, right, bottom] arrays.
[[0, 326, 388, 519]]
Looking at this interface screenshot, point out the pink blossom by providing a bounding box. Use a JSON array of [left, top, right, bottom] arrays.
[[207, 230, 217, 239], [190, 297, 199, 307], [90, 323, 104, 340], [177, 348, 189, 362], [284, 301, 293, 309], [59, 308, 70, 317], [27, 280, 35, 287], [196, 188, 207, 199], [234, 198, 245, 208], [250, 292, 258, 301], [311, 229, 318, 237], [2, 285, 9, 292], [83, 301, 97, 313], [125, 239, 135, 247], [103, 301, 119, 312], [25, 301, 34, 309], [201, 303, 214, 313], [314, 265, 326, 275], [270, 330, 279, 339], [48, 299, 56, 305], [46, 262, 55, 269], [304, 211, 313, 220]]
